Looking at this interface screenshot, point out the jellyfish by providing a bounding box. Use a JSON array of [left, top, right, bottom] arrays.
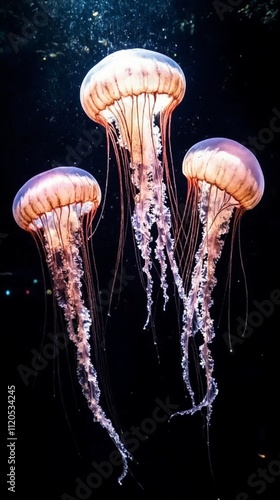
[[174, 137, 264, 421], [12, 166, 131, 483], [80, 48, 187, 327]]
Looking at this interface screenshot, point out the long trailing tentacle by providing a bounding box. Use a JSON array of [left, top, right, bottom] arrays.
[[46, 222, 132, 484]]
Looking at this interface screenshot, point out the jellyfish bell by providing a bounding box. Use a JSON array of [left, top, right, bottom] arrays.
[[12, 166, 131, 483], [175, 137, 264, 420], [80, 48, 186, 163], [12, 166, 101, 247], [80, 47, 187, 327], [183, 137, 264, 211]]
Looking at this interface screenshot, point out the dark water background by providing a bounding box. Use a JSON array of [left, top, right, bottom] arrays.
[[1, 1, 280, 499]]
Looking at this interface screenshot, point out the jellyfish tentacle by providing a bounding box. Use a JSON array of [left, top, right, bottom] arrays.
[[153, 175, 171, 308], [132, 196, 154, 328], [46, 217, 131, 484], [174, 182, 236, 420], [132, 158, 178, 327]]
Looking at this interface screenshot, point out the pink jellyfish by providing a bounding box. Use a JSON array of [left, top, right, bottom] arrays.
[[80, 48, 187, 327], [12, 166, 131, 483], [176, 138, 264, 421]]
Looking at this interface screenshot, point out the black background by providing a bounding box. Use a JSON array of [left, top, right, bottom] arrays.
[[1, 1, 280, 499]]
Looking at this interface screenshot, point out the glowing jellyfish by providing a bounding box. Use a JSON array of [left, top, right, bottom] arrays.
[[80, 48, 187, 326], [175, 137, 264, 421], [12, 166, 131, 483]]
